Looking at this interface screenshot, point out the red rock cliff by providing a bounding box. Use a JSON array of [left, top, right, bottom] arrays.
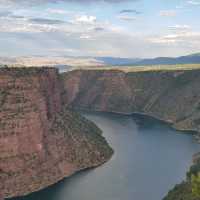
[[0, 68, 113, 199], [62, 68, 200, 134]]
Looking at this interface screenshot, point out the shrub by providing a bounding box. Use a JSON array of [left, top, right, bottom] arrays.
[[192, 173, 200, 198]]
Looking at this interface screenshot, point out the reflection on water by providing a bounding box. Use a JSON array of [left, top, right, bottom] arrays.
[[10, 112, 200, 200]]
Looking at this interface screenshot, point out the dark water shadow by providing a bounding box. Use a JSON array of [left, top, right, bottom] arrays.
[[8, 169, 94, 200]]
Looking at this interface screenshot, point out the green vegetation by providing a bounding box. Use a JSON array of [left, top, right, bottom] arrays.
[[76, 64, 200, 73], [0, 67, 57, 77], [0, 89, 9, 108], [192, 173, 200, 198], [163, 159, 200, 200], [51, 108, 113, 167]]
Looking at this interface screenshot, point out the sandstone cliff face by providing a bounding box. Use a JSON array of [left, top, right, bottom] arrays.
[[0, 68, 113, 199], [62, 69, 200, 134]]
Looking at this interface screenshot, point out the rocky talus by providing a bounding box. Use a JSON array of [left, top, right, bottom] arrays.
[[0, 68, 113, 199], [62, 68, 200, 134]]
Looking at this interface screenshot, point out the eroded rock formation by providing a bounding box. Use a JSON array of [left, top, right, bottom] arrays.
[[62, 68, 200, 134], [0, 68, 113, 199]]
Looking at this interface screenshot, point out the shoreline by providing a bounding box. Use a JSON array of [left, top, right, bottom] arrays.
[[75, 107, 199, 138], [6, 155, 113, 200]]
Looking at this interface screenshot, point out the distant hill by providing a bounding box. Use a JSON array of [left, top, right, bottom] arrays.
[[133, 53, 200, 66], [95, 53, 200, 66], [95, 57, 141, 66], [1, 53, 200, 68]]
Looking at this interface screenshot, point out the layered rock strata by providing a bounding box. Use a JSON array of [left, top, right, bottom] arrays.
[[0, 68, 113, 199], [62, 68, 200, 134]]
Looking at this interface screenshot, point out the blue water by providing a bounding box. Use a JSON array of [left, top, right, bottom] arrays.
[[11, 112, 200, 200]]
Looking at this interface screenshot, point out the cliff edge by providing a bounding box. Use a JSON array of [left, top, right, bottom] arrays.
[[0, 68, 113, 199], [62, 68, 200, 135]]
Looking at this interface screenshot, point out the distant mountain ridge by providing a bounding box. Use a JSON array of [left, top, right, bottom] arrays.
[[0, 53, 200, 68], [133, 53, 200, 66], [95, 57, 141, 66], [95, 53, 200, 66]]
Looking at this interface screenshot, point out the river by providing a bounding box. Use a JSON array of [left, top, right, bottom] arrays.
[[11, 112, 200, 200]]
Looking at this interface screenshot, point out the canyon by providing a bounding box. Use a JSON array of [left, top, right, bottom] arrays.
[[61, 67, 200, 199], [2, 66, 200, 199], [61, 67, 200, 136], [0, 68, 113, 199]]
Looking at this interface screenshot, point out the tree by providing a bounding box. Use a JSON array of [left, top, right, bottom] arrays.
[[191, 172, 200, 198]]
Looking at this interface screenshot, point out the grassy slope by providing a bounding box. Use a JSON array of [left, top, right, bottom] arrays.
[[75, 64, 200, 72]]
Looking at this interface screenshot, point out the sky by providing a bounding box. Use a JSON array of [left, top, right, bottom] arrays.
[[0, 0, 200, 58]]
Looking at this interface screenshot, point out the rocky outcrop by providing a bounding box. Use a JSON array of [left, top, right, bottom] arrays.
[[62, 68, 200, 134], [0, 68, 113, 199]]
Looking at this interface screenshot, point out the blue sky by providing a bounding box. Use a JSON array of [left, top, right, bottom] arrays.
[[0, 0, 200, 58]]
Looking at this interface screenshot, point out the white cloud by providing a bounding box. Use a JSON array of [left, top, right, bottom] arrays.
[[80, 34, 92, 39], [149, 31, 200, 45], [148, 34, 179, 44], [187, 0, 200, 5], [0, 0, 134, 6], [0, 16, 61, 32], [168, 25, 190, 29], [168, 24, 191, 32], [0, 0, 199, 58], [117, 15, 137, 21], [159, 10, 177, 17], [47, 8, 70, 15], [73, 15, 97, 24]]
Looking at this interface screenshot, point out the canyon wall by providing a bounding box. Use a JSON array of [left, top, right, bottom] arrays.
[[62, 68, 200, 134], [0, 68, 113, 199]]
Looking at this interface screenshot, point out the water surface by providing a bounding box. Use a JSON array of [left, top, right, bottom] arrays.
[[11, 112, 200, 200]]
